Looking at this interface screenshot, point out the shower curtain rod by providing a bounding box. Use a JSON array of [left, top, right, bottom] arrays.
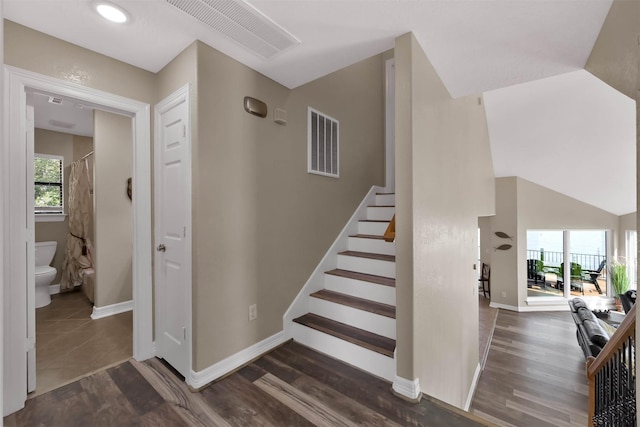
[[80, 151, 94, 161]]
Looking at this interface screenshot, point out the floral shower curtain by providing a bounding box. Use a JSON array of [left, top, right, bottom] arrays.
[[60, 158, 94, 291]]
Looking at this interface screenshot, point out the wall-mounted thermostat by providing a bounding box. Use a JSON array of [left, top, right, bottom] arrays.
[[274, 108, 287, 125]]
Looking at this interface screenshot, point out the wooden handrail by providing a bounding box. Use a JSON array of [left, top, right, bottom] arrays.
[[587, 305, 635, 376], [586, 305, 636, 426], [384, 214, 395, 242]]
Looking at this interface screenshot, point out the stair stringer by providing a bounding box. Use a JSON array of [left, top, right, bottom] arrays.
[[283, 185, 384, 337]]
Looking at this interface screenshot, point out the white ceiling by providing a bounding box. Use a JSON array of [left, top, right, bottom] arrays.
[[26, 91, 94, 137], [484, 70, 636, 216], [4, 0, 612, 96], [5, 0, 636, 216]]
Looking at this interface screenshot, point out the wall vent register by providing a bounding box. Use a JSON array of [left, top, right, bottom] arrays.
[[308, 107, 339, 178], [166, 0, 300, 59]]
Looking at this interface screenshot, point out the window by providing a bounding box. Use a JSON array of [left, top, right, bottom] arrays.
[[526, 229, 608, 298], [308, 107, 339, 177], [34, 154, 63, 214]]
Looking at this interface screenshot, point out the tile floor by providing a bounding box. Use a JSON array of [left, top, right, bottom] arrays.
[[34, 289, 132, 397]]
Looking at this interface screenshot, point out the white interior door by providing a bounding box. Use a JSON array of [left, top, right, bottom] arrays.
[[154, 85, 191, 378], [26, 103, 36, 393]]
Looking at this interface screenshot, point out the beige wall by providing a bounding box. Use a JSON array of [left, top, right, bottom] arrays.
[[191, 41, 385, 371], [488, 177, 621, 308], [585, 0, 639, 100], [4, 21, 155, 105], [93, 111, 133, 307], [394, 32, 495, 409]]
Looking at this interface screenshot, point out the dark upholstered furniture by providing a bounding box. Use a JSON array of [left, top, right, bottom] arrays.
[[526, 259, 545, 284], [478, 263, 490, 298], [620, 289, 637, 314], [569, 298, 613, 359]]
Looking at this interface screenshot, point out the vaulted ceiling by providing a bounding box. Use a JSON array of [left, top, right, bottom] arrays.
[[4, 0, 636, 215]]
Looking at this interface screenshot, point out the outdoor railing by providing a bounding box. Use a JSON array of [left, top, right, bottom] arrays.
[[527, 249, 605, 272], [586, 305, 636, 426]]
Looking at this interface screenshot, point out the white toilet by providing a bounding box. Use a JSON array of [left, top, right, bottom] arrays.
[[35, 241, 57, 308]]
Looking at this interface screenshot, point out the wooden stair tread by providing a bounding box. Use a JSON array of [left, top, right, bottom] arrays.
[[338, 251, 395, 262], [325, 269, 395, 287], [349, 234, 387, 240], [376, 192, 395, 195], [368, 205, 395, 208], [359, 220, 390, 223], [310, 289, 395, 318], [293, 313, 395, 358]]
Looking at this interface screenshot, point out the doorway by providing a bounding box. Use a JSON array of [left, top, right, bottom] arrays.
[[3, 66, 153, 415]]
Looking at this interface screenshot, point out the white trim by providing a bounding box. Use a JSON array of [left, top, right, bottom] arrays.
[[34, 214, 66, 223], [525, 296, 568, 306], [4, 66, 153, 415], [283, 186, 383, 335], [488, 302, 519, 311], [154, 84, 192, 379], [48, 284, 60, 295], [188, 331, 287, 390], [392, 375, 421, 401], [91, 300, 133, 320], [464, 363, 482, 411], [489, 301, 571, 312]]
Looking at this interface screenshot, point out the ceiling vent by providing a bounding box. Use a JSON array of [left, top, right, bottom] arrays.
[[166, 0, 300, 59], [49, 120, 75, 129], [48, 96, 63, 105]]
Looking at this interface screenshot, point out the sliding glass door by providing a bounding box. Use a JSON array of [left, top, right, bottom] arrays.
[[527, 229, 608, 298]]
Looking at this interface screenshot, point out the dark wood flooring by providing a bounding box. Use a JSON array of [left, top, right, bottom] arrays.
[[5, 341, 492, 427], [338, 251, 396, 262], [310, 289, 396, 318], [325, 269, 395, 287], [293, 313, 396, 357], [471, 310, 588, 426]]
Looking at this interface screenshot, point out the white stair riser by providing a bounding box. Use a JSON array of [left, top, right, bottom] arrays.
[[348, 237, 395, 256], [324, 274, 395, 305], [358, 221, 389, 235], [309, 298, 396, 339], [367, 206, 395, 221], [291, 323, 395, 382], [375, 194, 395, 206], [337, 255, 395, 278]]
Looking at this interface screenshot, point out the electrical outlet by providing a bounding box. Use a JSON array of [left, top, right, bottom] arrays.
[[249, 304, 257, 321], [501, 291, 507, 298]]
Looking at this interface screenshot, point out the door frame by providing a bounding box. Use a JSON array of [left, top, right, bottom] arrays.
[[3, 65, 154, 415], [153, 84, 193, 379]]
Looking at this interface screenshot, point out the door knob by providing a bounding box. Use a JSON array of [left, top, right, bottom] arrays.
[[157, 244, 166, 252]]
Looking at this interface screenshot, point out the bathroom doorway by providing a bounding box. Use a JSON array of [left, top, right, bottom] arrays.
[[28, 91, 136, 396], [3, 67, 153, 414]]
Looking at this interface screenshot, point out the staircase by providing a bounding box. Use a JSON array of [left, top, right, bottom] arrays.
[[289, 190, 396, 381]]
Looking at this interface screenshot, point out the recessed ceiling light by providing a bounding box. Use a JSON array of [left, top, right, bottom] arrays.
[[96, 3, 128, 23]]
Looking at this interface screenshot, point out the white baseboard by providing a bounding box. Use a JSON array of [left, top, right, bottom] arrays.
[[464, 363, 482, 411], [188, 331, 287, 390], [392, 375, 421, 401], [91, 300, 133, 319], [489, 302, 517, 311]]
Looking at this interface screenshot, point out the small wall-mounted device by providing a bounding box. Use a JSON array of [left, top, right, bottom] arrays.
[[274, 108, 287, 125], [244, 96, 267, 118]]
